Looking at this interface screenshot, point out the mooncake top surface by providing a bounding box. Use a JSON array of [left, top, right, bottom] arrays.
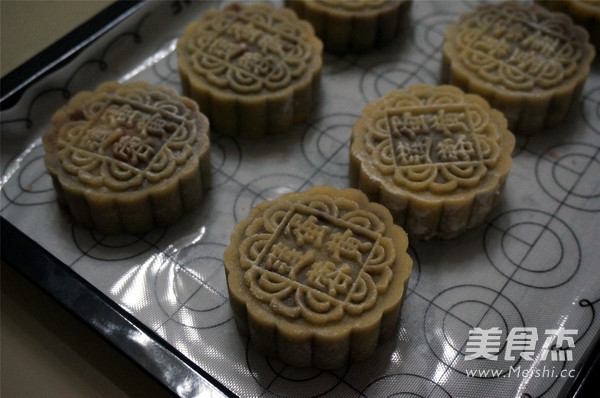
[[177, 3, 322, 97], [44, 81, 209, 193], [444, 1, 594, 93], [351, 84, 515, 198], [224, 186, 411, 328]]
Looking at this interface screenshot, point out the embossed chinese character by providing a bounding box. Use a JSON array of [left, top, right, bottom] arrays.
[[435, 134, 476, 162], [286, 214, 331, 248], [228, 21, 262, 44], [523, 31, 560, 58], [258, 34, 290, 57], [306, 261, 353, 297], [144, 114, 170, 137], [326, 229, 372, 263], [207, 37, 245, 61], [396, 138, 432, 165], [112, 135, 155, 166], [429, 109, 468, 136], [265, 242, 314, 277], [390, 112, 429, 139], [105, 104, 142, 129], [491, 20, 529, 42]]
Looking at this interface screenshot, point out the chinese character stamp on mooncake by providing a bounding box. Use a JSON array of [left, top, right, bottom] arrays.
[[442, 2, 595, 134], [42, 81, 211, 234], [224, 186, 412, 369], [177, 3, 323, 137], [350, 84, 515, 240]]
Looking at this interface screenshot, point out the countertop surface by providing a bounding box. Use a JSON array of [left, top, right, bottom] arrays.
[[1, 1, 111, 77]]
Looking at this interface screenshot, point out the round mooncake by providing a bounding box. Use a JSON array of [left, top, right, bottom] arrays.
[[177, 3, 323, 137], [442, 2, 595, 134], [42, 81, 211, 234], [224, 186, 412, 369], [285, 0, 412, 54], [350, 84, 515, 240], [536, 0, 600, 50]]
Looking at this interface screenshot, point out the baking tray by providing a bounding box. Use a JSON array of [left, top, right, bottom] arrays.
[[1, 1, 599, 397]]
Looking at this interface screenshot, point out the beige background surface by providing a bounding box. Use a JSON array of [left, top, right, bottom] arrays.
[[1, 1, 171, 397], [1, 1, 112, 76]]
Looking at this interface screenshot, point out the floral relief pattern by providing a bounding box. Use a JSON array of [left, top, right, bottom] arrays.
[[56, 88, 198, 191], [239, 195, 396, 325], [184, 4, 315, 95], [358, 86, 502, 194], [452, 2, 584, 91]]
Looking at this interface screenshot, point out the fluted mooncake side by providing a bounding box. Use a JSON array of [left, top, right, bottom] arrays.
[[285, 0, 412, 54], [224, 186, 412, 369], [350, 84, 515, 240], [442, 1, 595, 134], [42, 81, 211, 234], [177, 3, 323, 137]]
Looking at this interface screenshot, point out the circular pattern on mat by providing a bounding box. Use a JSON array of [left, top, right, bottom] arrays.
[[536, 142, 600, 212], [424, 284, 524, 377], [484, 209, 581, 288]]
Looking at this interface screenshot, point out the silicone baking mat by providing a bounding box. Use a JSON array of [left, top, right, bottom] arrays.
[[1, 1, 599, 397]]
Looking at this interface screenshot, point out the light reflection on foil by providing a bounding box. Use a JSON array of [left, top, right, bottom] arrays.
[[0, 139, 40, 191], [165, 226, 206, 257], [119, 39, 176, 82], [431, 333, 456, 386], [110, 252, 165, 311], [179, 307, 198, 332], [515, 314, 571, 396], [165, 257, 179, 307]]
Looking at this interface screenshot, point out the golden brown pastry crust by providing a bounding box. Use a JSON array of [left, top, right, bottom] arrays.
[[442, 1, 595, 134], [42, 81, 211, 234], [177, 3, 323, 137], [285, 0, 412, 54], [224, 186, 412, 369], [350, 84, 515, 240]]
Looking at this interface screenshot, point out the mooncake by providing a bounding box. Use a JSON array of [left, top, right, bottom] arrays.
[[285, 0, 412, 54], [536, 0, 600, 50], [42, 81, 211, 234], [442, 1, 595, 134], [223, 186, 412, 369], [177, 3, 323, 137], [350, 84, 515, 240]]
